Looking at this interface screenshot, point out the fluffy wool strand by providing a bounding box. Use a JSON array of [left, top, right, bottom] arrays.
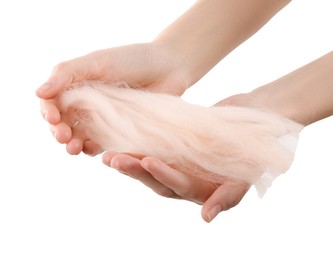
[[59, 82, 303, 196]]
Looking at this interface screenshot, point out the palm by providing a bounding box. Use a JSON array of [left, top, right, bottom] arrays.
[[102, 152, 249, 222], [101, 95, 254, 222]]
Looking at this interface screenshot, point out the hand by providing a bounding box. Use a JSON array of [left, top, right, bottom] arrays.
[[102, 151, 250, 223], [103, 50, 333, 221], [101, 94, 259, 223], [36, 43, 189, 155]]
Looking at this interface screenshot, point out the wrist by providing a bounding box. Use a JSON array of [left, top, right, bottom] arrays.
[[249, 83, 299, 123], [250, 51, 333, 126], [148, 40, 193, 94]]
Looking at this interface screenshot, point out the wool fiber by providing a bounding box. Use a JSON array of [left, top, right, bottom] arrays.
[[60, 82, 303, 196]]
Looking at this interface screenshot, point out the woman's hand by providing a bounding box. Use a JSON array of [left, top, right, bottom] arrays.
[[102, 151, 250, 223], [101, 94, 259, 223], [36, 43, 190, 155], [101, 49, 333, 222], [36, 0, 291, 156]]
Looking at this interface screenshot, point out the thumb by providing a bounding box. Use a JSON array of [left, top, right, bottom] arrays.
[[201, 181, 250, 223], [36, 54, 98, 99]]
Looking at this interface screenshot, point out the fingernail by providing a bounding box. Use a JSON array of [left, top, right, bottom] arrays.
[[206, 205, 222, 223], [140, 159, 149, 170], [110, 157, 121, 170]]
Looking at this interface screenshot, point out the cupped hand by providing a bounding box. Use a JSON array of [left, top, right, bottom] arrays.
[[103, 151, 250, 223], [36, 43, 189, 155], [102, 94, 260, 222]]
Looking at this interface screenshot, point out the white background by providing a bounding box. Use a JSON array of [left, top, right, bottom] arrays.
[[1, 0, 333, 259]]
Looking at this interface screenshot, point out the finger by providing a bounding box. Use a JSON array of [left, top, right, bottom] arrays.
[[140, 157, 192, 192], [82, 140, 103, 156], [110, 153, 162, 186], [36, 54, 97, 99], [40, 99, 61, 125], [50, 122, 72, 144], [201, 181, 250, 223], [107, 153, 179, 199], [65, 126, 86, 155], [102, 151, 145, 165], [140, 157, 217, 204], [66, 138, 84, 155], [102, 151, 119, 165], [36, 70, 73, 99]]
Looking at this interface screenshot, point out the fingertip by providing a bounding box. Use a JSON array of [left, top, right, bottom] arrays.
[[102, 153, 111, 165], [109, 156, 119, 169], [36, 82, 57, 99], [82, 140, 102, 156], [40, 100, 61, 124], [102, 151, 119, 166], [35, 82, 49, 97], [109, 153, 130, 170], [201, 209, 211, 223], [46, 111, 61, 125], [201, 181, 250, 223], [66, 139, 83, 155], [54, 123, 72, 144], [201, 204, 222, 223], [37, 66, 73, 98]]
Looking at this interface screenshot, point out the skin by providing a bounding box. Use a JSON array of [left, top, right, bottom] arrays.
[[36, 0, 333, 222], [102, 51, 333, 222], [36, 0, 290, 154]]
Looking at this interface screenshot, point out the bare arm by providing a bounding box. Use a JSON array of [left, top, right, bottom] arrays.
[[36, 0, 291, 154], [250, 51, 333, 126], [153, 0, 291, 86]]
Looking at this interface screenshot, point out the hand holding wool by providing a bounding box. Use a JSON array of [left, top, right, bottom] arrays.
[[59, 81, 303, 197], [36, 43, 190, 155], [102, 151, 251, 223]]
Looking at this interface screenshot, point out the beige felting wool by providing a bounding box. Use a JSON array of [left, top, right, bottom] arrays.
[[59, 81, 303, 196]]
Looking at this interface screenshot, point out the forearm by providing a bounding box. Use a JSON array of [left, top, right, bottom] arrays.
[[251, 51, 333, 126], [153, 0, 291, 87]]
